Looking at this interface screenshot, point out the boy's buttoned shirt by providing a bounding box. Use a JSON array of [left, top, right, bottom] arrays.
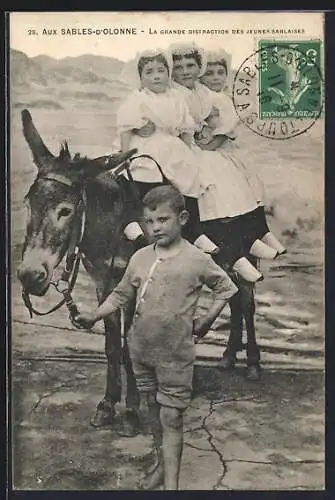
[[104, 240, 238, 366]]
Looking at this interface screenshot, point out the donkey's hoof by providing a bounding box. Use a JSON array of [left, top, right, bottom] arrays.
[[90, 401, 115, 428], [218, 352, 236, 370], [246, 364, 262, 381], [118, 410, 140, 438]]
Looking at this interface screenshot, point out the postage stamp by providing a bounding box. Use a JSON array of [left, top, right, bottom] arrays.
[[258, 40, 322, 120], [232, 41, 323, 139]]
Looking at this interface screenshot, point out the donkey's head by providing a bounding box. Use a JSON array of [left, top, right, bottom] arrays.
[[17, 109, 136, 296]]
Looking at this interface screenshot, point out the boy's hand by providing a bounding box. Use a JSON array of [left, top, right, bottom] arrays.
[[134, 120, 156, 137], [73, 312, 97, 329]]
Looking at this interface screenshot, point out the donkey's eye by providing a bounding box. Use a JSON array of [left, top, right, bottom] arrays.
[[57, 207, 73, 219]]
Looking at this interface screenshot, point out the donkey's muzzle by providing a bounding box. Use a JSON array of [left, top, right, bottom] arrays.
[[17, 262, 49, 296]]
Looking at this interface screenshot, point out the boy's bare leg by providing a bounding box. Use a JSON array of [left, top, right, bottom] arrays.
[[138, 391, 164, 490], [160, 405, 184, 490]]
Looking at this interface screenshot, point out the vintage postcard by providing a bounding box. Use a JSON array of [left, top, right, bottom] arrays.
[[8, 11, 324, 491]]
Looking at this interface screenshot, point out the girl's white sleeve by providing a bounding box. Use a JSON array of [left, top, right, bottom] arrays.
[[116, 92, 147, 133], [211, 94, 239, 137]]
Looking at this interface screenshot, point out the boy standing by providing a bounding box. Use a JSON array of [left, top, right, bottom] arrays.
[[75, 186, 238, 490]]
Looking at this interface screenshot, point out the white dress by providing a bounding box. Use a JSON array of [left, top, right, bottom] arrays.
[[209, 89, 266, 204], [116, 87, 201, 197], [172, 81, 259, 221]]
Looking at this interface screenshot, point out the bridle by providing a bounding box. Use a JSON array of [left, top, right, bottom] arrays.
[[21, 154, 169, 323], [22, 172, 86, 320]]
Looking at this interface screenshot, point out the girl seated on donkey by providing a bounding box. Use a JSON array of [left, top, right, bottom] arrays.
[[198, 47, 286, 256], [116, 48, 219, 255]]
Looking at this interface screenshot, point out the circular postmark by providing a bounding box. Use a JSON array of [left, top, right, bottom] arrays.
[[232, 41, 323, 140]]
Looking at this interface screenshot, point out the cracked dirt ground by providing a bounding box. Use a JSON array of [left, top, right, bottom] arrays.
[[12, 359, 324, 490]]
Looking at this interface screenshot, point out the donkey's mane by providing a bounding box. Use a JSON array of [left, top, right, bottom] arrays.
[[73, 152, 88, 161], [59, 141, 88, 163]]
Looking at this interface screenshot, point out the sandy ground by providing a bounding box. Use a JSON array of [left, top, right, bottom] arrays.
[[12, 356, 324, 491]]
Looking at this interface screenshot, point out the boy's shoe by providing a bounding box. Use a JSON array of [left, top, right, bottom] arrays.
[[249, 239, 278, 260], [194, 234, 220, 255], [90, 400, 115, 428], [261, 232, 287, 255], [232, 257, 263, 283]]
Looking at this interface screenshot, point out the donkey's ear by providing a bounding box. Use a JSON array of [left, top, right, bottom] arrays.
[[59, 141, 71, 161], [22, 109, 55, 170]]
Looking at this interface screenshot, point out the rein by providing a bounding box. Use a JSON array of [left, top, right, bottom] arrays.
[[22, 251, 81, 318]]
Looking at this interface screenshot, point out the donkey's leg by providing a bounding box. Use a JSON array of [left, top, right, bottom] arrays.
[[240, 282, 262, 381], [229, 290, 244, 353], [219, 289, 244, 370], [119, 340, 142, 437], [123, 341, 139, 412], [91, 312, 122, 428], [105, 314, 123, 404], [120, 307, 140, 413]]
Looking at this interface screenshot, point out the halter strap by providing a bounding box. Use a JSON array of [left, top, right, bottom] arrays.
[[22, 175, 85, 318], [38, 173, 74, 187]]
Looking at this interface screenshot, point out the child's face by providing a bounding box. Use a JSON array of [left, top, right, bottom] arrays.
[[143, 202, 188, 247], [200, 63, 227, 92], [140, 60, 169, 93], [172, 56, 201, 89]]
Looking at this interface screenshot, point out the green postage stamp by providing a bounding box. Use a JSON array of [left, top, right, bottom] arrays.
[[258, 40, 322, 120], [232, 38, 323, 139]]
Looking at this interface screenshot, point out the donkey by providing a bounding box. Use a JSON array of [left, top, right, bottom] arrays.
[[17, 110, 261, 437], [17, 109, 145, 435]]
